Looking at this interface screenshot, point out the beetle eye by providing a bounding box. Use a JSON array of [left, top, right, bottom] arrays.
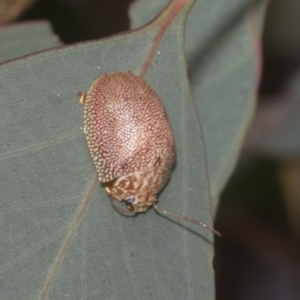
[[125, 196, 135, 204], [125, 196, 135, 212]]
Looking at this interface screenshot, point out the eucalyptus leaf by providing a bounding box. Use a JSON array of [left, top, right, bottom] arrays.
[[0, 21, 61, 63], [130, 0, 268, 205], [0, 1, 215, 299]]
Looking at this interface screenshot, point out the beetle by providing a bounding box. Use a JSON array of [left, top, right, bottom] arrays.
[[81, 71, 220, 236]]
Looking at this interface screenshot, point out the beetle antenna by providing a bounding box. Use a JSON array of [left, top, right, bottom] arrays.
[[153, 204, 222, 237]]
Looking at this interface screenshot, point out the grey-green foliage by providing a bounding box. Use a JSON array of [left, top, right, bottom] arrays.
[[131, 0, 268, 204], [0, 22, 61, 63], [0, 1, 220, 299]]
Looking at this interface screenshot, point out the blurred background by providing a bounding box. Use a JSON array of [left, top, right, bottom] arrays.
[[1, 0, 300, 299]]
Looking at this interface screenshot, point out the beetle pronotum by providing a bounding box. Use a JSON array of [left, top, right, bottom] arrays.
[[81, 71, 220, 237]]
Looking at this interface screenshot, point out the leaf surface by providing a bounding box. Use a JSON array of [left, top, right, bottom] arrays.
[[130, 0, 268, 205], [0, 21, 61, 63], [0, 1, 215, 299]]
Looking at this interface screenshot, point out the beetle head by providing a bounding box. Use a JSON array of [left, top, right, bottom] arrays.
[[105, 162, 170, 214]]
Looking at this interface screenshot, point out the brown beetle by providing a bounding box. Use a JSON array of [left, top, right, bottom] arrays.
[[81, 72, 220, 236], [82, 71, 175, 213]]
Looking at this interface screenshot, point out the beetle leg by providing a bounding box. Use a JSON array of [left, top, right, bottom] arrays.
[[78, 92, 87, 105], [109, 194, 136, 216]]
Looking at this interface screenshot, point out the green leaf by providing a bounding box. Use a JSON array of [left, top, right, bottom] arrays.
[[0, 1, 216, 299], [0, 21, 62, 63], [130, 0, 268, 205]]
